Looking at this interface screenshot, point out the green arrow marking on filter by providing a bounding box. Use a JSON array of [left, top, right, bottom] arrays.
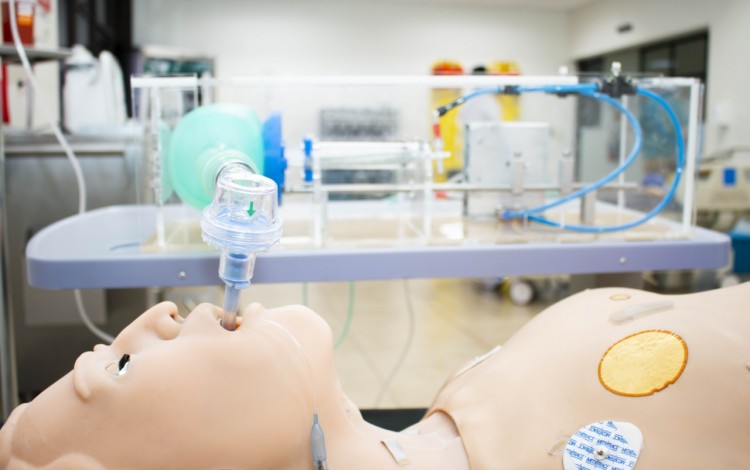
[[247, 201, 256, 217]]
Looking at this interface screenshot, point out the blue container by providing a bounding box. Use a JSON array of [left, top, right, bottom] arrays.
[[730, 226, 750, 273]]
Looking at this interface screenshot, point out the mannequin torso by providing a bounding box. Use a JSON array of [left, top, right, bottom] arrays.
[[1, 284, 749, 469]]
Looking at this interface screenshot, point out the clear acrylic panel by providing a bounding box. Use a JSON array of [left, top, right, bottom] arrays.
[[130, 74, 701, 252]]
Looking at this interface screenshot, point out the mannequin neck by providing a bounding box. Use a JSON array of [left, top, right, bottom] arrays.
[[317, 390, 470, 469]]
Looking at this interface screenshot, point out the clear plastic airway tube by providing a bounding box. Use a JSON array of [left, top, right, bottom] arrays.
[[218, 252, 256, 331], [222, 285, 241, 330], [201, 164, 282, 331]]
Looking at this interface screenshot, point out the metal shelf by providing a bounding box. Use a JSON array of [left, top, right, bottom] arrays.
[[0, 45, 71, 64]]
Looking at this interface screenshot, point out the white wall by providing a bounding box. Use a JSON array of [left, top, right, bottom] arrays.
[[134, 0, 569, 77], [133, 0, 574, 155], [570, 0, 750, 154]]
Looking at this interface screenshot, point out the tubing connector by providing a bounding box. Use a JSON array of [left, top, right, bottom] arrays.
[[600, 61, 637, 98], [201, 164, 282, 253], [311, 413, 329, 470], [201, 163, 283, 330]]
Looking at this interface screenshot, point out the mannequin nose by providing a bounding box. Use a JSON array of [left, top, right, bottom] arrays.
[[111, 301, 183, 352], [180, 303, 226, 332]]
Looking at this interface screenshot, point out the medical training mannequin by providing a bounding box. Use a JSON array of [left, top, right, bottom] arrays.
[[0, 302, 469, 470], [1, 282, 750, 469]]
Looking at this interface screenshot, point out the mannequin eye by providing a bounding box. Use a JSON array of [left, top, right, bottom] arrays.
[[105, 354, 131, 376]]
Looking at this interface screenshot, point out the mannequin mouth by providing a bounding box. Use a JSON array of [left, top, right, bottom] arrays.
[[217, 312, 244, 331]]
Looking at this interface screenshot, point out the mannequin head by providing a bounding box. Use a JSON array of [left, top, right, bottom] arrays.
[[0, 302, 339, 469]]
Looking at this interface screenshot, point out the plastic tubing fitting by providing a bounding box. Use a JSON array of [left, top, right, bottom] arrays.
[[201, 162, 283, 330]]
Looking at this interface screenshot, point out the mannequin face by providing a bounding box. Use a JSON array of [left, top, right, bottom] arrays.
[[0, 302, 334, 470]]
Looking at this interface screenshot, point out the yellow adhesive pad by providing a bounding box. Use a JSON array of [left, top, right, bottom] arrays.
[[599, 330, 688, 397]]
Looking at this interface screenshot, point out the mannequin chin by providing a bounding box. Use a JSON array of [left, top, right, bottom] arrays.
[[2, 283, 750, 469]]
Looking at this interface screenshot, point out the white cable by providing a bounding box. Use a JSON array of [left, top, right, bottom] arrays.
[[73, 290, 114, 343], [373, 279, 416, 407], [8, 2, 86, 214], [9, 2, 113, 344]]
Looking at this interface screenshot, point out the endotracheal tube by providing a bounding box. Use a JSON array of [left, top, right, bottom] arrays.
[[200, 160, 283, 330], [217, 251, 256, 331]]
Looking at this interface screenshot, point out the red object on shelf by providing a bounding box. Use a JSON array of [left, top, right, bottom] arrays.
[[2, 1, 35, 46], [431, 61, 464, 76]]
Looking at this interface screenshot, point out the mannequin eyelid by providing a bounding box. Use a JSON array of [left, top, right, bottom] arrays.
[[105, 354, 131, 376]]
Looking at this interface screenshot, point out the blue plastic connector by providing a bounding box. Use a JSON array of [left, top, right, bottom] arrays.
[[303, 137, 314, 183], [263, 112, 288, 204]]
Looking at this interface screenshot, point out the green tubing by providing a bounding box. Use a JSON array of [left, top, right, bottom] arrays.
[[334, 282, 355, 350], [302, 281, 355, 350], [168, 103, 265, 209]]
